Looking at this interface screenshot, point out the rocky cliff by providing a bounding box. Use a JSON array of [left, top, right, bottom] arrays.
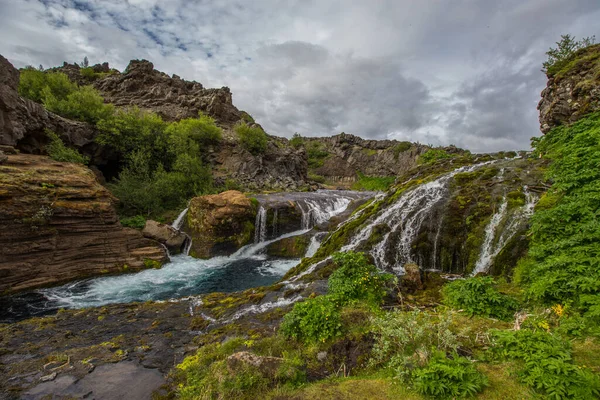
[[0, 153, 167, 293], [538, 43, 600, 133]]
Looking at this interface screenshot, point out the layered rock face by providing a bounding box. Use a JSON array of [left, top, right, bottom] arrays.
[[0, 55, 105, 162], [538, 44, 600, 133], [0, 153, 167, 293], [306, 133, 434, 182], [186, 190, 257, 258]]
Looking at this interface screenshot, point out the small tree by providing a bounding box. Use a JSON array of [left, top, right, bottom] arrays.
[[83, 56, 89, 68], [543, 34, 596, 75], [235, 122, 268, 155]]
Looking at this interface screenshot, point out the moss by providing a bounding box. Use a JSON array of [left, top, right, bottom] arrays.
[[143, 258, 162, 269], [506, 190, 526, 209]]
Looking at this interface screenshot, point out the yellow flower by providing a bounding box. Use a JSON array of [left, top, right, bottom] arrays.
[[552, 304, 565, 318]]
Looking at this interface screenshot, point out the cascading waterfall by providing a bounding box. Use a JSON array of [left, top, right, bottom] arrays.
[[172, 207, 189, 230], [305, 232, 327, 258], [272, 209, 278, 237], [343, 162, 494, 273], [471, 187, 537, 275], [254, 206, 268, 243]]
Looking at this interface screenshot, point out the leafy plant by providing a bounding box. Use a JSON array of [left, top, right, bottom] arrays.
[[120, 215, 146, 229], [543, 34, 596, 75], [45, 130, 89, 164], [392, 141, 412, 159], [491, 329, 600, 399], [442, 276, 518, 320], [328, 251, 393, 306], [166, 112, 222, 151], [235, 122, 268, 155], [306, 141, 329, 168], [18, 68, 76, 103], [418, 148, 454, 165], [43, 85, 114, 124], [289, 133, 304, 148], [351, 173, 395, 191], [280, 295, 342, 343], [413, 351, 487, 399]]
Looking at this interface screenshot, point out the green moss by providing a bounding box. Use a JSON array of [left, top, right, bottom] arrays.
[[143, 258, 162, 269]]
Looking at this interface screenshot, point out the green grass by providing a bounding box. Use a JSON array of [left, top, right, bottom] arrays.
[[351, 174, 395, 191]]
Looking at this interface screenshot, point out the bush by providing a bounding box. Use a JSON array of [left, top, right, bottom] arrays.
[[392, 141, 412, 159], [120, 215, 146, 229], [491, 329, 600, 399], [306, 141, 329, 168], [280, 295, 342, 343], [19, 69, 76, 103], [43, 85, 114, 124], [328, 252, 393, 306], [45, 130, 89, 164], [289, 133, 304, 148], [442, 276, 518, 320], [235, 122, 268, 155], [543, 34, 596, 75], [166, 112, 222, 151], [370, 310, 458, 378], [418, 148, 454, 165], [413, 351, 488, 399]]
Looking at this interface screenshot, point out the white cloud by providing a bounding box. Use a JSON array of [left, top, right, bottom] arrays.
[[1, 0, 599, 152]]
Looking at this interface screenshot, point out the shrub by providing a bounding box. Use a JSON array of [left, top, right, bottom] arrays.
[[166, 112, 222, 151], [280, 295, 342, 343], [235, 122, 268, 155], [543, 34, 596, 75], [442, 276, 518, 320], [413, 351, 488, 399], [370, 309, 458, 378], [45, 130, 89, 164], [392, 141, 412, 159], [306, 141, 329, 168], [289, 133, 304, 148], [418, 148, 454, 165], [491, 329, 600, 399], [120, 215, 146, 229], [43, 85, 114, 124], [19, 69, 76, 103], [328, 252, 393, 306]]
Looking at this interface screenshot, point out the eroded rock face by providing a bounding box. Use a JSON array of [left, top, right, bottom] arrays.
[[0, 154, 167, 293], [0, 55, 107, 163], [142, 220, 188, 255], [186, 190, 257, 258], [538, 44, 600, 133]]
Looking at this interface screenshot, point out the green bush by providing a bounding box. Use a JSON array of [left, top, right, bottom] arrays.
[[19, 69, 76, 103], [328, 252, 393, 306], [120, 215, 146, 229], [351, 173, 395, 191], [370, 309, 458, 378], [166, 112, 222, 151], [491, 329, 600, 399], [413, 351, 488, 399], [306, 141, 329, 168], [418, 148, 454, 165], [289, 133, 304, 148], [45, 130, 89, 164], [43, 85, 114, 124], [280, 295, 342, 343], [543, 34, 596, 75], [235, 122, 268, 155], [392, 141, 412, 159], [442, 277, 518, 320], [516, 112, 600, 318]]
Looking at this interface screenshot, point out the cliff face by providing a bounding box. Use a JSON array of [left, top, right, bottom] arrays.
[[0, 153, 167, 293], [538, 44, 600, 133]]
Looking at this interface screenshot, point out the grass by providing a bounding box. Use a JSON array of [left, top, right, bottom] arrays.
[[351, 174, 395, 191]]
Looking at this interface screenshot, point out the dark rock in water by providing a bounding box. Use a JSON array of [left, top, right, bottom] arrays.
[[143, 220, 188, 254], [0, 153, 167, 294], [187, 190, 257, 258]]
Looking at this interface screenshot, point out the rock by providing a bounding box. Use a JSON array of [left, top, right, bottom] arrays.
[[538, 44, 600, 133], [143, 220, 188, 254], [186, 190, 257, 258], [265, 231, 311, 258], [0, 153, 167, 294], [0, 150, 6, 164], [40, 372, 57, 382], [401, 263, 423, 291], [317, 351, 328, 361], [226, 351, 284, 377]]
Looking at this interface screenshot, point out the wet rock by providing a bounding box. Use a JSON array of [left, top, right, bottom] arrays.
[[39, 372, 56, 382], [143, 220, 188, 254], [265, 231, 311, 258], [0, 153, 167, 294], [186, 190, 257, 258]]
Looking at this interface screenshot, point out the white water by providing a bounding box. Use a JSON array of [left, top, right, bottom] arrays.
[[305, 232, 327, 258], [471, 187, 537, 275], [342, 162, 494, 273], [172, 207, 189, 230], [254, 206, 268, 243]]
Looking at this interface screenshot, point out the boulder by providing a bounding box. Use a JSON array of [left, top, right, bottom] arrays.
[[142, 220, 188, 254], [186, 190, 257, 258], [0, 153, 167, 294], [265, 232, 311, 258]]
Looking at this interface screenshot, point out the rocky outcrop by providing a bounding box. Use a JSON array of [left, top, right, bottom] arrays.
[[0, 55, 105, 159], [142, 220, 188, 255], [186, 190, 257, 258], [0, 153, 167, 293], [538, 44, 600, 133]]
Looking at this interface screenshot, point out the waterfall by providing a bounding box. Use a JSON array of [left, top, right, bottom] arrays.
[[272, 209, 278, 237], [471, 187, 537, 275], [254, 206, 268, 243], [343, 161, 494, 273], [305, 232, 327, 258], [172, 207, 189, 230], [431, 218, 443, 270]]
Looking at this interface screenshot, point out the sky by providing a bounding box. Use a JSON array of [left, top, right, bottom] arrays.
[[0, 0, 599, 152]]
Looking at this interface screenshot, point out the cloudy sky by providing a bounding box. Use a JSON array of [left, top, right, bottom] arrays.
[[1, 0, 599, 152]]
